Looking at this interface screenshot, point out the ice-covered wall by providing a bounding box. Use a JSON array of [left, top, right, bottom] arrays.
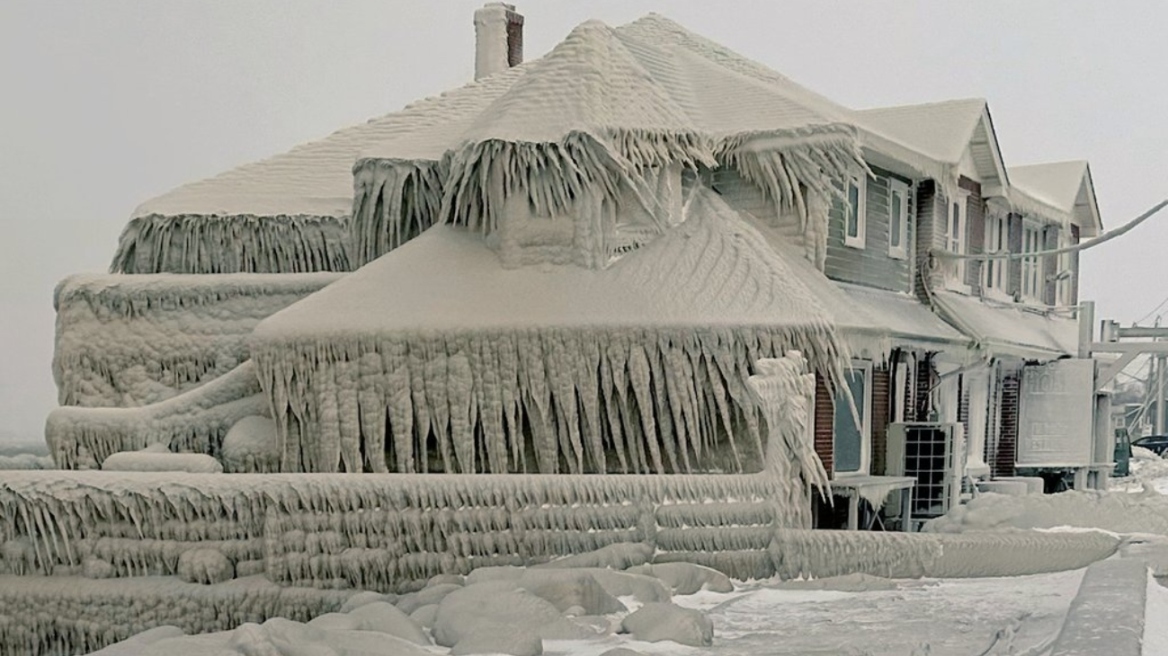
[[0, 575, 352, 656], [253, 327, 838, 475], [54, 272, 341, 408], [46, 361, 265, 469], [110, 213, 352, 275]]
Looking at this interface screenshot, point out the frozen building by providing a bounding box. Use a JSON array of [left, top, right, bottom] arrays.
[[45, 7, 1103, 520]]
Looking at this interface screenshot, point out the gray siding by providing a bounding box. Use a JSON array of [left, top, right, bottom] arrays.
[[914, 180, 944, 301], [825, 166, 914, 293], [960, 177, 985, 295], [709, 167, 805, 244]]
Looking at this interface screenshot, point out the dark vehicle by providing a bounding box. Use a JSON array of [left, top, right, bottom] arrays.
[[1132, 435, 1168, 456]]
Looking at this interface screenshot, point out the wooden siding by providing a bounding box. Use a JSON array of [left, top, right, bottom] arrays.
[[825, 167, 913, 292], [709, 167, 804, 247]]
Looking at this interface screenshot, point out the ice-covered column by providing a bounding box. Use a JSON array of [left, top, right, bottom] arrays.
[[475, 3, 523, 81]]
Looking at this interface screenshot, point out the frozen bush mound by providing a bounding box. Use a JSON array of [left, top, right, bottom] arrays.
[[177, 548, 234, 585], [221, 415, 280, 473], [102, 443, 223, 473], [925, 489, 1168, 535]]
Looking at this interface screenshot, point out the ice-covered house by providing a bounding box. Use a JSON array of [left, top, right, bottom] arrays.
[[44, 6, 1105, 518], [858, 101, 1104, 491]]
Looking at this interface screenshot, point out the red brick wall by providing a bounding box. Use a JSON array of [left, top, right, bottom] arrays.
[[814, 375, 834, 478], [871, 367, 891, 476], [994, 371, 1020, 477]]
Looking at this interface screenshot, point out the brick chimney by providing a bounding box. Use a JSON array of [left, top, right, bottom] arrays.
[[475, 3, 523, 81]]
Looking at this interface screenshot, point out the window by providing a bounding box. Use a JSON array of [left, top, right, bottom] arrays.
[[888, 179, 909, 259], [1021, 222, 1043, 299], [944, 191, 968, 284], [845, 175, 866, 248], [833, 363, 872, 475], [983, 214, 1007, 293]]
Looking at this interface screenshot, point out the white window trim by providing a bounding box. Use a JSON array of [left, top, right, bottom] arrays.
[[982, 214, 1011, 302], [944, 189, 970, 291], [844, 174, 867, 249], [888, 179, 909, 260], [834, 360, 873, 477], [1021, 219, 1044, 301]]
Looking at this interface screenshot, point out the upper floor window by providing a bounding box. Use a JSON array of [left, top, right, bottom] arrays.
[[1021, 222, 1044, 300], [983, 214, 1007, 294], [944, 191, 968, 285], [888, 179, 909, 259], [845, 175, 867, 249]]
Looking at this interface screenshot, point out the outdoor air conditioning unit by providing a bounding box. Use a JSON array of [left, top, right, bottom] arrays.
[[887, 422, 964, 528]]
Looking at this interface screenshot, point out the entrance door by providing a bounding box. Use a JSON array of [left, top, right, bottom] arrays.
[[834, 363, 872, 475]]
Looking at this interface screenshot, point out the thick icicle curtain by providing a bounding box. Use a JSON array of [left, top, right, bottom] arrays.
[[348, 126, 867, 270], [253, 325, 842, 476], [110, 213, 353, 274], [349, 159, 445, 268]]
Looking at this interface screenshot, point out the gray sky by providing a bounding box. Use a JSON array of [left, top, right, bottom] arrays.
[[1, 1, 1166, 443]]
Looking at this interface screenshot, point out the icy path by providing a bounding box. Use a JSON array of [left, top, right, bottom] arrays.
[[543, 569, 1084, 656]]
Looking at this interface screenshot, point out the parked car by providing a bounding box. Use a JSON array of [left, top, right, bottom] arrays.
[[1132, 435, 1168, 456]]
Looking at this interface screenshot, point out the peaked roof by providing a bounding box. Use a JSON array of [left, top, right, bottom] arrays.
[[1009, 160, 1103, 235], [855, 99, 1009, 193], [133, 65, 526, 219], [256, 189, 837, 342]]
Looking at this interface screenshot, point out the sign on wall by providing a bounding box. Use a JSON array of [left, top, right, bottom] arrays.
[[1017, 359, 1095, 467]]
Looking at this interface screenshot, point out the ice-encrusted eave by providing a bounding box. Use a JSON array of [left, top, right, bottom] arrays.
[[350, 157, 445, 267], [110, 213, 354, 275], [441, 128, 715, 235], [250, 320, 846, 477]]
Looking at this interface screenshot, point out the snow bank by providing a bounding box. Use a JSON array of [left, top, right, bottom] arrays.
[[770, 528, 1118, 580], [0, 575, 351, 656], [110, 213, 352, 275], [46, 361, 265, 469], [102, 450, 224, 474], [924, 489, 1168, 536], [53, 272, 339, 408]]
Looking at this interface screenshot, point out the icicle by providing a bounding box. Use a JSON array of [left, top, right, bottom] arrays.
[[357, 352, 388, 473], [447, 350, 475, 473], [627, 344, 663, 474]]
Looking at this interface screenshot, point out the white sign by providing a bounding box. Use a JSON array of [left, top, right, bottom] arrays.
[[1017, 359, 1095, 467]]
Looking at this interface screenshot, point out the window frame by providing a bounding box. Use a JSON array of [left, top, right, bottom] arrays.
[[888, 178, 909, 260], [944, 189, 970, 287], [1021, 220, 1044, 301], [832, 360, 873, 477], [844, 174, 867, 249], [982, 213, 1009, 299]]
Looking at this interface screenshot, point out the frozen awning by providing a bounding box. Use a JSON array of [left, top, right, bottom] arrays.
[[834, 283, 971, 354], [930, 290, 1079, 361]]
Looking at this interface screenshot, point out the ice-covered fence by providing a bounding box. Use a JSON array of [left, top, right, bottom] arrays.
[[46, 361, 265, 469], [0, 574, 353, 656], [53, 272, 342, 408], [0, 470, 801, 589], [770, 529, 1121, 580]]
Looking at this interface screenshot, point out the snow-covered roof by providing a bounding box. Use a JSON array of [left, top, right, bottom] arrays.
[[1008, 160, 1103, 236], [254, 189, 835, 340], [930, 290, 1079, 360], [132, 66, 526, 219], [854, 99, 1009, 194]]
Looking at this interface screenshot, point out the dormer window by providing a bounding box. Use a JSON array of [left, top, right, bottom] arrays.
[[845, 175, 866, 249], [888, 179, 908, 259]]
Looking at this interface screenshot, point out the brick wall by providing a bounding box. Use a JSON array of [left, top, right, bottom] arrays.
[[814, 375, 834, 478], [994, 370, 1020, 477], [914, 356, 935, 421], [871, 367, 891, 476], [1007, 213, 1024, 298], [1043, 224, 1060, 306], [914, 181, 941, 302]]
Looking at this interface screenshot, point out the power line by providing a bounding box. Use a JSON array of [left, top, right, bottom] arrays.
[[936, 197, 1168, 262], [1136, 293, 1168, 325]]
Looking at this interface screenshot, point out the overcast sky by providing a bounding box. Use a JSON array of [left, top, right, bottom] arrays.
[[1, 1, 1166, 443]]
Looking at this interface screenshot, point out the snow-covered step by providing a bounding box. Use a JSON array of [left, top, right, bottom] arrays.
[[1048, 559, 1147, 656]]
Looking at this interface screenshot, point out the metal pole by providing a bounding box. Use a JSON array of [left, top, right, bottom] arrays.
[[1078, 301, 1095, 359], [1159, 353, 1166, 435]]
